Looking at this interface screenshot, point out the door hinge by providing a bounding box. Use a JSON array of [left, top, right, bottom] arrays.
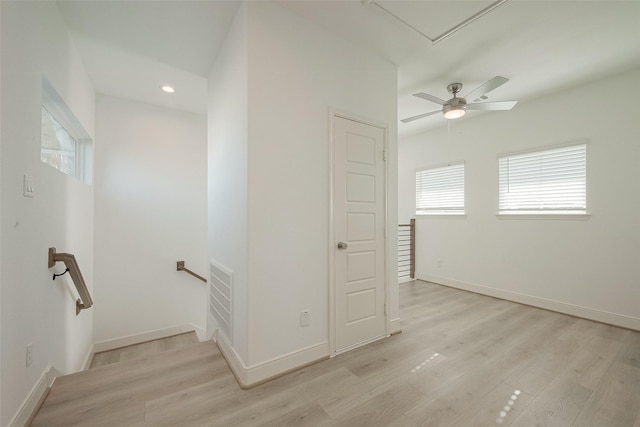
[[382, 149, 387, 161], [384, 303, 387, 315]]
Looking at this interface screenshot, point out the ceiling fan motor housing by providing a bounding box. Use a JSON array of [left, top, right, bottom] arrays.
[[443, 97, 467, 115]]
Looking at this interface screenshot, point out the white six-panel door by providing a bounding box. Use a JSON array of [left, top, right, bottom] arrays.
[[333, 115, 387, 353]]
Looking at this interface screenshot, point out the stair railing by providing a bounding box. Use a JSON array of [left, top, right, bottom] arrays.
[[398, 218, 416, 280], [48, 247, 93, 315], [177, 261, 206, 283]]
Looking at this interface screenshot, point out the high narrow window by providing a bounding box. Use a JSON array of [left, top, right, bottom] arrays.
[[416, 162, 465, 215], [41, 106, 77, 177], [498, 143, 587, 215], [40, 79, 93, 183]]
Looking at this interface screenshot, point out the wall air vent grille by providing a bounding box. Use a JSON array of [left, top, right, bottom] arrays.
[[209, 260, 232, 343]]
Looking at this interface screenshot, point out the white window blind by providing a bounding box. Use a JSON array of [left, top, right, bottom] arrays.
[[41, 106, 77, 177], [416, 163, 465, 215], [498, 143, 586, 213], [41, 79, 93, 184]]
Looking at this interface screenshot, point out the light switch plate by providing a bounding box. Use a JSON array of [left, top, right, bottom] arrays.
[[23, 174, 34, 197], [26, 342, 33, 367]]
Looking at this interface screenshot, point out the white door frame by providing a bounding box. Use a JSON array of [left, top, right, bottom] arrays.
[[328, 108, 390, 357]]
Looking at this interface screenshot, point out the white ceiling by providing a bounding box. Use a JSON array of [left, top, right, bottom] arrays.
[[57, 0, 640, 137], [57, 0, 241, 114]]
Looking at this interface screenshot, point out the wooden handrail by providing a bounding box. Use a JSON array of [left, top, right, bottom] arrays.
[[48, 247, 93, 315], [177, 261, 206, 283]]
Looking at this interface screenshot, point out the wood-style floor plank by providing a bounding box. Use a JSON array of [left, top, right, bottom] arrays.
[[32, 281, 640, 427], [572, 362, 640, 427], [509, 375, 593, 426], [90, 331, 199, 368], [31, 341, 221, 427]]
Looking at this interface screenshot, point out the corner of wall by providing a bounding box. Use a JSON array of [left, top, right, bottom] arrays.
[[7, 366, 61, 427], [215, 332, 329, 389]]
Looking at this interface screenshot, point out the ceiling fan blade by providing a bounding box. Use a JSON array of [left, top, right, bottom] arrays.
[[413, 92, 446, 105], [464, 76, 509, 102], [466, 100, 517, 111], [401, 110, 441, 123]]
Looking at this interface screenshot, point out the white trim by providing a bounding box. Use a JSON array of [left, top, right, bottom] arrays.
[[335, 333, 386, 356], [415, 160, 465, 174], [328, 108, 390, 357], [390, 317, 402, 335], [416, 214, 467, 219], [330, 108, 388, 129], [328, 109, 337, 357], [92, 323, 205, 353], [215, 331, 249, 385], [8, 366, 61, 427], [383, 120, 391, 339], [215, 331, 329, 388], [496, 212, 591, 220], [81, 343, 95, 371], [417, 273, 640, 331], [496, 138, 589, 159]]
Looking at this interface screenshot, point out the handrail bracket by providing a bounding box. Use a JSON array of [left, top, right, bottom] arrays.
[[49, 247, 94, 315]]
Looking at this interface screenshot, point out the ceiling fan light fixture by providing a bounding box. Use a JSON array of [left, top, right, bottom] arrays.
[[401, 77, 516, 124], [443, 104, 466, 119]]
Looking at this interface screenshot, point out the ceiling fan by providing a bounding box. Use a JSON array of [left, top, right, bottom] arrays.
[[401, 76, 517, 123]]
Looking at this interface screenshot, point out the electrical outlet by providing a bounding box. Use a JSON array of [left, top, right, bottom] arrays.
[[300, 310, 310, 327], [26, 343, 33, 367], [437, 260, 442, 268]]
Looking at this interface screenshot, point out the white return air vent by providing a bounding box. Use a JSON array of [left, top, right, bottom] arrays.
[[209, 260, 232, 343]]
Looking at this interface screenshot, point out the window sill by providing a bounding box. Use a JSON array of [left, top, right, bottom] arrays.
[[496, 212, 591, 220]]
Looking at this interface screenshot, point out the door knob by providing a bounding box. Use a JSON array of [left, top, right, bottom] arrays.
[[337, 242, 348, 250]]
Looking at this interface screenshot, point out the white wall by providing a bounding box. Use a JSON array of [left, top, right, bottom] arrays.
[[208, 2, 398, 381], [399, 67, 640, 329], [247, 2, 398, 367], [1, 3, 4, 422], [1, 2, 95, 425], [207, 2, 249, 359], [94, 95, 207, 343]]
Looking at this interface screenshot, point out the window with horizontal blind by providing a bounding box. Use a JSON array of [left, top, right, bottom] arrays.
[[41, 106, 77, 177], [416, 162, 465, 215], [498, 143, 587, 215], [41, 79, 93, 184]]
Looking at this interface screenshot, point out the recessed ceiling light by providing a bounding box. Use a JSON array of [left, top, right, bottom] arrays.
[[161, 85, 175, 93]]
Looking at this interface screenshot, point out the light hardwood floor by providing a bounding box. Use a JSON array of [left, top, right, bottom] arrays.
[[32, 280, 640, 426], [90, 331, 200, 368]]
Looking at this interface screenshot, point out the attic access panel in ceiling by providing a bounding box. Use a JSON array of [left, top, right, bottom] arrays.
[[374, 0, 503, 44]]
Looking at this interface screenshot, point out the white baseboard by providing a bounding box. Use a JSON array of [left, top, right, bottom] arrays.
[[81, 343, 95, 371], [214, 331, 329, 389], [93, 323, 205, 354], [390, 317, 402, 335], [9, 366, 61, 427], [214, 332, 248, 385], [418, 273, 640, 331]]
